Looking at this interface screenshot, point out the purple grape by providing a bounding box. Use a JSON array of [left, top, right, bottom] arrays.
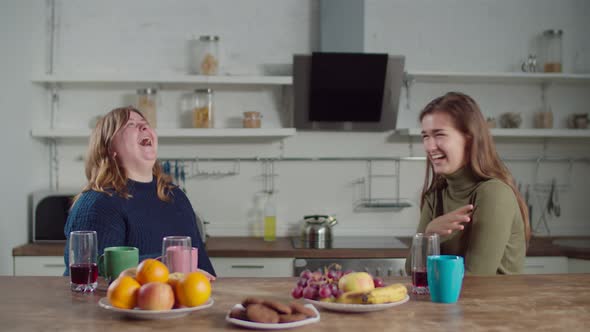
[[297, 278, 308, 288], [332, 289, 343, 298], [310, 271, 322, 281], [327, 269, 337, 280], [300, 269, 312, 279], [373, 277, 385, 288], [302, 286, 318, 300], [329, 283, 339, 294], [291, 286, 304, 299], [318, 285, 332, 299]]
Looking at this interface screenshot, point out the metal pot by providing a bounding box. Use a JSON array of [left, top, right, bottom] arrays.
[[300, 215, 338, 248]]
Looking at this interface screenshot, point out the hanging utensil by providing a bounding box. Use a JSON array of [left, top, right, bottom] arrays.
[[525, 184, 532, 228], [180, 161, 187, 193], [552, 179, 560, 217], [546, 179, 555, 215], [174, 160, 180, 184]]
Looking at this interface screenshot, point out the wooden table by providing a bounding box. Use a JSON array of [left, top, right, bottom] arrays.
[[1, 274, 588, 331]]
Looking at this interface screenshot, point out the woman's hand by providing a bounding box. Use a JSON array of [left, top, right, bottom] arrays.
[[425, 204, 474, 236], [196, 269, 216, 282]]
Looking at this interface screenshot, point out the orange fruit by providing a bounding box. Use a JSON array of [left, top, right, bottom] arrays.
[[167, 272, 185, 289], [175, 271, 211, 307], [107, 275, 141, 309], [135, 259, 169, 285]]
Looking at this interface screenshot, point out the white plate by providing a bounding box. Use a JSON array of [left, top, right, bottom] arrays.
[[305, 295, 410, 313], [98, 297, 214, 320], [225, 304, 320, 330]]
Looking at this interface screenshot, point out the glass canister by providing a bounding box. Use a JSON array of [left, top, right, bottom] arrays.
[[189, 35, 219, 75], [542, 29, 563, 73], [136, 88, 157, 128], [243, 111, 262, 128], [192, 88, 214, 128]]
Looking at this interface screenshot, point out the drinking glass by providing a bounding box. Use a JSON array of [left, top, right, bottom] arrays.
[[162, 236, 192, 273], [411, 233, 440, 294], [69, 230, 98, 293]]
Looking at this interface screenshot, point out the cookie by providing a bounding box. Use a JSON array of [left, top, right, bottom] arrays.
[[290, 302, 317, 318], [246, 304, 280, 324], [229, 308, 248, 321], [242, 297, 264, 307], [279, 313, 307, 323], [262, 300, 292, 315]]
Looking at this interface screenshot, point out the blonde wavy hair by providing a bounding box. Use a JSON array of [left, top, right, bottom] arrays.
[[419, 92, 531, 245], [72, 106, 174, 207]]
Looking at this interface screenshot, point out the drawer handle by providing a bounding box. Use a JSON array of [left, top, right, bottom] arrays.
[[231, 265, 264, 269], [43, 264, 65, 268], [525, 265, 545, 268]]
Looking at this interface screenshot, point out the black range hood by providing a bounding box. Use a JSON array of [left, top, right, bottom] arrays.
[[293, 53, 405, 131]]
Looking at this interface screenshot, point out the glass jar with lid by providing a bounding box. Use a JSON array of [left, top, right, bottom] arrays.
[[136, 88, 157, 128], [189, 35, 219, 75], [192, 88, 214, 128], [243, 111, 262, 128], [542, 29, 563, 73]]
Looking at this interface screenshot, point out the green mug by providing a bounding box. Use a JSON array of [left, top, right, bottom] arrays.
[[98, 246, 139, 282]]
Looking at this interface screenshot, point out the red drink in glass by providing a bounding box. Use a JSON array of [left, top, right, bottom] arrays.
[[70, 263, 98, 285], [412, 270, 428, 288]]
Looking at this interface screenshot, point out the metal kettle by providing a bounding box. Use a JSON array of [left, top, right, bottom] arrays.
[[301, 215, 338, 248]]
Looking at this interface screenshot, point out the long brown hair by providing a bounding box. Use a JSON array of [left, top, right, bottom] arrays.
[[72, 106, 174, 207], [419, 92, 530, 244]]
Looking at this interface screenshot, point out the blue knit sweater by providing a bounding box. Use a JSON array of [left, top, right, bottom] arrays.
[[63, 179, 215, 277]]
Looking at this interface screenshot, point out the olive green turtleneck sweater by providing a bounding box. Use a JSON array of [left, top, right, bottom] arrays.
[[408, 167, 526, 275]]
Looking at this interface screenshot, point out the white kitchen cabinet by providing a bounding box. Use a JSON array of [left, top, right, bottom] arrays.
[[523, 256, 568, 274], [14, 256, 65, 276], [210, 257, 293, 277], [567, 258, 590, 273]]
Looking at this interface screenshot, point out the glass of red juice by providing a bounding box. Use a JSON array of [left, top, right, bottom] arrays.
[[69, 231, 98, 293], [411, 233, 439, 294]]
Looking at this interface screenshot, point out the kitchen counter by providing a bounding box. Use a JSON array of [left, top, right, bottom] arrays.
[[0, 274, 588, 331], [14, 236, 590, 259]]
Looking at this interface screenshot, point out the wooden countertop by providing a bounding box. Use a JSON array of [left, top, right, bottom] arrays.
[[13, 236, 590, 259], [0, 275, 588, 331]]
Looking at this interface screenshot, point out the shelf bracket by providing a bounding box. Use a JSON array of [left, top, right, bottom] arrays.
[[50, 84, 60, 129], [48, 138, 59, 191], [45, 0, 56, 75], [540, 82, 551, 109], [402, 72, 415, 111]]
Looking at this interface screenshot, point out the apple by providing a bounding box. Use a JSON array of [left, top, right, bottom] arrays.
[[338, 272, 375, 293], [118, 267, 137, 279], [136, 282, 175, 310]]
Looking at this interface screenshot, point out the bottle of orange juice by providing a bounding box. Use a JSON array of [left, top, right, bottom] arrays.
[[263, 193, 276, 242]]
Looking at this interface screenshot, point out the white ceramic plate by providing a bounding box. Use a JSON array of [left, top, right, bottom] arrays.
[[98, 297, 214, 320], [225, 304, 320, 330], [305, 295, 410, 313]]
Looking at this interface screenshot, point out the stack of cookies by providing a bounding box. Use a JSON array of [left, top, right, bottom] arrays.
[[229, 297, 317, 324]]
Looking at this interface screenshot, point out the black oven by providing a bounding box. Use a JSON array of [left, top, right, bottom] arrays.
[[32, 190, 76, 243]]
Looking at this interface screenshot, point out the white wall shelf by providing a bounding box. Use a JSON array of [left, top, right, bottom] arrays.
[[394, 128, 590, 138], [404, 71, 590, 84], [32, 73, 292, 85], [31, 128, 296, 139], [32, 71, 590, 86]]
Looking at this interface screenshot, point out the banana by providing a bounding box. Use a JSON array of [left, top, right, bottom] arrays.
[[361, 283, 407, 304], [335, 290, 366, 304]]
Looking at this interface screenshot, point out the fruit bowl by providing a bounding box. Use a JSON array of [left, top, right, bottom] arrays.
[[98, 297, 214, 320]]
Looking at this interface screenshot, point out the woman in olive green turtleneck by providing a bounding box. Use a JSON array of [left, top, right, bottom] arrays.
[[406, 92, 530, 275]]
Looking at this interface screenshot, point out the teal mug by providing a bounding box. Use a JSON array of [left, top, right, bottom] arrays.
[[98, 246, 139, 283], [427, 255, 464, 303]]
